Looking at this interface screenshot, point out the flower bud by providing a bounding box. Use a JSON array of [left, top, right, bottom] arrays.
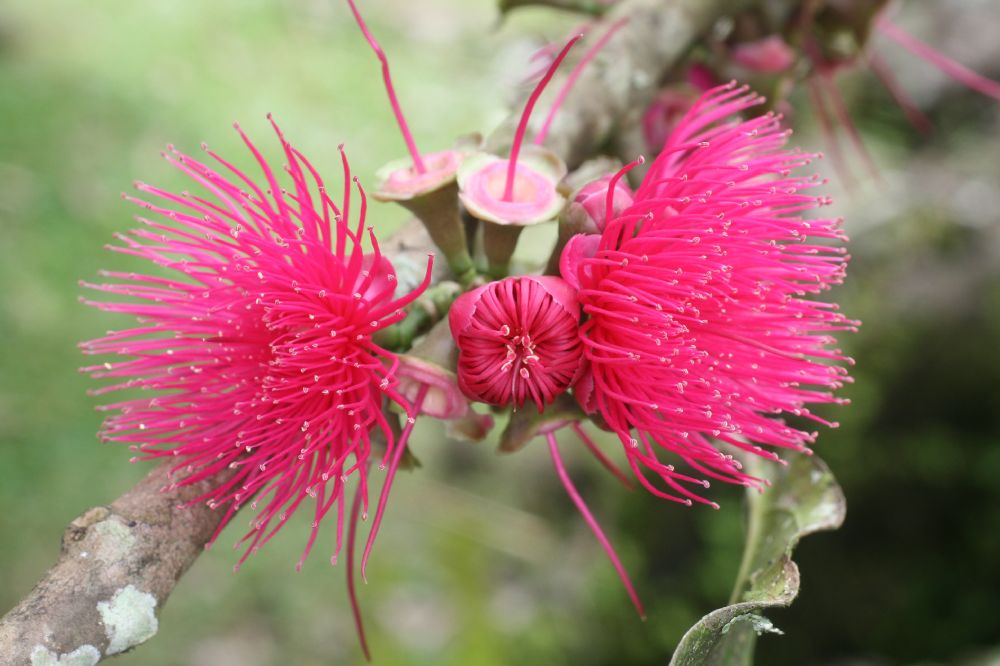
[[449, 276, 583, 411], [642, 87, 698, 153], [567, 174, 634, 234]]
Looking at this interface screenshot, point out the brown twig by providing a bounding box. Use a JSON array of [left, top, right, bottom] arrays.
[[0, 462, 226, 664]]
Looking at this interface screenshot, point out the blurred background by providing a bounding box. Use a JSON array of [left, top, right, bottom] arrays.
[[2, 0, 1000, 664]]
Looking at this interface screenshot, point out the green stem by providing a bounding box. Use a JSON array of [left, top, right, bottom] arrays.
[[499, 0, 611, 17], [373, 281, 463, 351], [481, 223, 524, 278], [729, 456, 768, 605], [396, 181, 478, 285]]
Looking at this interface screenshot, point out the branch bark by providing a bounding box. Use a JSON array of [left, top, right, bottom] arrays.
[[488, 0, 751, 170], [0, 462, 226, 664], [0, 1, 747, 662]]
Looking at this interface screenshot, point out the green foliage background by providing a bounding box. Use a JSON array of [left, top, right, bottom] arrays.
[[1, 1, 999, 664]]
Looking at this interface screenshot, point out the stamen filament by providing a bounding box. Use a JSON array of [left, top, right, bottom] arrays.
[[572, 423, 635, 490], [878, 19, 1000, 101], [535, 19, 628, 147], [867, 51, 932, 134], [347, 474, 372, 662], [360, 383, 429, 580], [606, 155, 644, 227], [546, 432, 645, 619], [346, 0, 427, 173], [503, 34, 583, 201]]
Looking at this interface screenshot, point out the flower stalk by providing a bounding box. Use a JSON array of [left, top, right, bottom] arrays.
[[373, 280, 464, 351]]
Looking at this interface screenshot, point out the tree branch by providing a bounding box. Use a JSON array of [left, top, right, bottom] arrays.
[[0, 1, 747, 662], [0, 462, 226, 664], [489, 0, 751, 169]]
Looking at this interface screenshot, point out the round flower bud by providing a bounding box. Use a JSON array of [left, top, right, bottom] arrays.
[[449, 276, 583, 412], [566, 174, 634, 234]]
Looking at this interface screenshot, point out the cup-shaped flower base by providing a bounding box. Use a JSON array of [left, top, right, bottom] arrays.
[[375, 148, 477, 285], [458, 146, 567, 277]]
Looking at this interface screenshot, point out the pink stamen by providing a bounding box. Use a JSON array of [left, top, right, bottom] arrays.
[[878, 19, 1000, 102], [571, 423, 634, 489], [82, 121, 431, 580], [867, 51, 932, 134], [360, 383, 429, 581], [568, 85, 855, 508], [450, 276, 583, 411], [605, 155, 644, 228], [347, 476, 372, 662], [547, 433, 645, 619], [346, 0, 426, 173], [503, 34, 583, 201], [534, 19, 628, 146]]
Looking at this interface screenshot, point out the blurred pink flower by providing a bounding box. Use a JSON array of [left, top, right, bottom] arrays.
[[562, 83, 856, 506], [641, 86, 698, 154], [730, 35, 796, 74], [81, 120, 433, 574], [449, 276, 583, 411]]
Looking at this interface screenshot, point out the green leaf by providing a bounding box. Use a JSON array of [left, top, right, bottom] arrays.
[[669, 451, 846, 666]]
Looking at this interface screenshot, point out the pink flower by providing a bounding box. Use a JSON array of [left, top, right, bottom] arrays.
[[730, 35, 797, 74], [567, 173, 634, 234], [562, 83, 856, 506], [641, 86, 698, 154], [80, 119, 433, 572], [449, 276, 583, 412]]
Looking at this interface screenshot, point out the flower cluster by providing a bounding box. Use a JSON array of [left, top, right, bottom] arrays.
[[443, 83, 855, 612], [81, 1, 869, 655]]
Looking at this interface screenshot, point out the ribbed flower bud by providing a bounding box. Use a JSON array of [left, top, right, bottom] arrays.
[[449, 276, 583, 412]]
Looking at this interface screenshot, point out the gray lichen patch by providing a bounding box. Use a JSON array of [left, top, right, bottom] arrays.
[[71, 507, 111, 531], [720, 613, 784, 637], [96, 585, 158, 655], [29, 644, 101, 666], [92, 518, 137, 562]]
